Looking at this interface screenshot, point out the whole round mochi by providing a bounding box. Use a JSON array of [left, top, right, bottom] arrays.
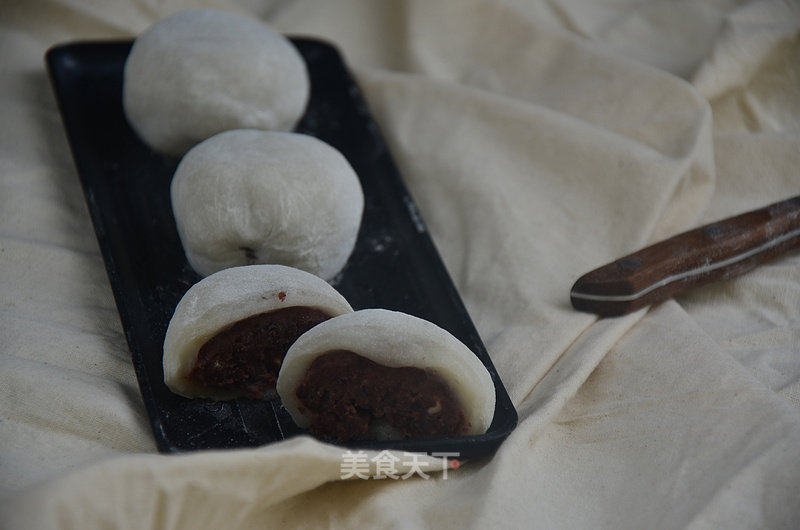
[[276, 308, 496, 435], [163, 264, 353, 399], [123, 8, 309, 156], [171, 129, 364, 280]]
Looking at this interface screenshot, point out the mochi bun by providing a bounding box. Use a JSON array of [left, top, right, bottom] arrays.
[[163, 264, 353, 400], [277, 309, 496, 436], [123, 8, 309, 155], [170, 129, 364, 280]]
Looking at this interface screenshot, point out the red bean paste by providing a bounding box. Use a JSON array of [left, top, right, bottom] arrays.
[[188, 306, 330, 399], [295, 350, 468, 441]]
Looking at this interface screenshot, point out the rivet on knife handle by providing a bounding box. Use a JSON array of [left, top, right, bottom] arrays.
[[570, 195, 800, 317]]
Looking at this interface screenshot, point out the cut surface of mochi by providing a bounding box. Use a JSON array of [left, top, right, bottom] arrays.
[[163, 264, 353, 400], [277, 309, 496, 441]]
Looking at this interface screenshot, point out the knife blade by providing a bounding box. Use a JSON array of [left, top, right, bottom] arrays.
[[570, 195, 800, 317]]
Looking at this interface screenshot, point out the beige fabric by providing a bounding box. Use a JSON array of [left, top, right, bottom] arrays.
[[2, 0, 799, 528]]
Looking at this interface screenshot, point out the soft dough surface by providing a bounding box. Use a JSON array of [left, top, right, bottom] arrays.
[[277, 308, 496, 435], [123, 9, 309, 155], [163, 264, 353, 399], [170, 129, 364, 280]]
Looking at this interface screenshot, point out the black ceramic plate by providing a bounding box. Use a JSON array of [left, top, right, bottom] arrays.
[[45, 38, 517, 459]]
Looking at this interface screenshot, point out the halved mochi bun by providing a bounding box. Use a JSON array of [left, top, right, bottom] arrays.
[[163, 264, 353, 400], [170, 129, 364, 281], [277, 309, 496, 441], [123, 9, 309, 156]]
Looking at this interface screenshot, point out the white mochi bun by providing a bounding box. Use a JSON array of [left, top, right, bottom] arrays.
[[170, 129, 364, 280], [277, 309, 496, 435], [123, 8, 309, 155], [163, 264, 353, 399]]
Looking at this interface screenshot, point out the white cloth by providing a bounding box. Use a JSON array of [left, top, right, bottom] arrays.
[[2, 0, 799, 528]]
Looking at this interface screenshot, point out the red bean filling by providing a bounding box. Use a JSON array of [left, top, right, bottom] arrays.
[[295, 350, 467, 441], [188, 306, 330, 399]]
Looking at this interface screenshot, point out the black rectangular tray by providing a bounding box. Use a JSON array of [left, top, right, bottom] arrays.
[[45, 38, 517, 459]]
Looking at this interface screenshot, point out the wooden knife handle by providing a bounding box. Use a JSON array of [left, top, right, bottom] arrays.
[[570, 195, 800, 317]]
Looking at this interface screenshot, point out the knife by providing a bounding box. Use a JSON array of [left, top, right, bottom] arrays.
[[570, 195, 800, 317]]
